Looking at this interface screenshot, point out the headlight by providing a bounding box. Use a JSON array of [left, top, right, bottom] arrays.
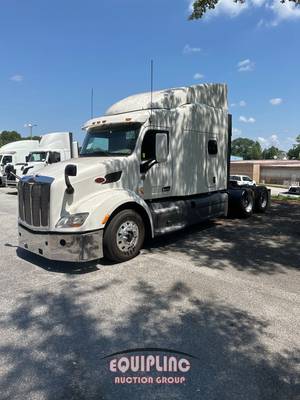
[[56, 213, 89, 228]]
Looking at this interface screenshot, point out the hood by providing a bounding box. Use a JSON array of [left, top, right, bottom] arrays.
[[36, 156, 127, 181]]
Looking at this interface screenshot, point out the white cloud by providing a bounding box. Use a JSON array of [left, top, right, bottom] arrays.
[[237, 59, 255, 72], [239, 115, 256, 123], [183, 44, 201, 54], [233, 128, 242, 136], [206, 0, 248, 18], [258, 133, 280, 148], [193, 72, 204, 79], [188, 0, 300, 26], [270, 134, 279, 146], [270, 97, 283, 105], [269, 0, 300, 24], [230, 100, 247, 108], [10, 74, 23, 82], [258, 136, 268, 146]]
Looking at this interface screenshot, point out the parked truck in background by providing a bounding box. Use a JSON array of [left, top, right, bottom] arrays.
[[2, 132, 79, 186], [18, 84, 270, 263], [0, 140, 39, 186], [21, 132, 79, 177]]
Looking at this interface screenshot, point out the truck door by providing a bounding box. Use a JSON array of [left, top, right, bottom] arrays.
[[206, 136, 218, 191], [140, 129, 172, 199]]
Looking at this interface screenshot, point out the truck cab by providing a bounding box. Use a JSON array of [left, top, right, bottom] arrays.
[[21, 132, 78, 176], [0, 140, 40, 186]]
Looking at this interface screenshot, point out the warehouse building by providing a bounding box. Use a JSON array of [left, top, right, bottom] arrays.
[[230, 160, 300, 186]]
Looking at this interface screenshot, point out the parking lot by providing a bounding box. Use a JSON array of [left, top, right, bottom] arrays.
[[0, 186, 299, 400]]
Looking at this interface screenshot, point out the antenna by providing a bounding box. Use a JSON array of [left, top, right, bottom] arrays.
[[150, 60, 154, 123], [91, 88, 94, 119]]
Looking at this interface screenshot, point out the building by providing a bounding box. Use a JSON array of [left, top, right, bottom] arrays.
[[230, 160, 300, 186]]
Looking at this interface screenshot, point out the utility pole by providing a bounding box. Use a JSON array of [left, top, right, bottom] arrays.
[[24, 123, 37, 139]]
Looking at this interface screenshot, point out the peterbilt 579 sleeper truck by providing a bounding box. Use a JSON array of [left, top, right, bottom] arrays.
[[18, 84, 269, 263]]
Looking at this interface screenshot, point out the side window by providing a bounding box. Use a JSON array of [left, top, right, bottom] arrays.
[[53, 152, 61, 163], [208, 139, 218, 155], [141, 130, 168, 161], [2, 156, 13, 165]]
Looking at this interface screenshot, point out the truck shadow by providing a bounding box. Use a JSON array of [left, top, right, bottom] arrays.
[[14, 202, 300, 275], [144, 202, 300, 275], [0, 279, 298, 400], [15, 247, 108, 274]]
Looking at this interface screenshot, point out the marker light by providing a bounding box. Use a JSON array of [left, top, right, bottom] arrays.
[[95, 177, 106, 184]]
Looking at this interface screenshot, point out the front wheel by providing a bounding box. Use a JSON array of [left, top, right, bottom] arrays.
[[103, 209, 145, 262]]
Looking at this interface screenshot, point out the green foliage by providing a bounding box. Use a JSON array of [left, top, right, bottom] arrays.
[[23, 136, 41, 141], [262, 146, 285, 160], [231, 137, 262, 160], [272, 194, 300, 203], [287, 146, 300, 160], [287, 135, 300, 159], [189, 0, 299, 19], [0, 131, 22, 147]]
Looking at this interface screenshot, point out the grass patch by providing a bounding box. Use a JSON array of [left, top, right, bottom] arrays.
[[272, 194, 300, 203], [263, 184, 288, 189]]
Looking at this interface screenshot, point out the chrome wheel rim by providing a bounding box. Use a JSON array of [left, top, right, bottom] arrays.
[[242, 193, 253, 213], [116, 220, 139, 253], [260, 192, 268, 208]]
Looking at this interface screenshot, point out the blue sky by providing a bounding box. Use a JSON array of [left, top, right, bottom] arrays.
[[1, 0, 299, 150]]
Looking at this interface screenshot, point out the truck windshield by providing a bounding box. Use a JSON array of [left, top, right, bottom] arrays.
[[28, 152, 48, 162], [80, 124, 141, 157]]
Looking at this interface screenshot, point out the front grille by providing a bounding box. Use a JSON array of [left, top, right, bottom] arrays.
[[18, 176, 53, 228]]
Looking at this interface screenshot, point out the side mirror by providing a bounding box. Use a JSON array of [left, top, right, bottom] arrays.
[[25, 156, 29, 163], [64, 164, 77, 194], [65, 164, 77, 177], [156, 133, 168, 163]]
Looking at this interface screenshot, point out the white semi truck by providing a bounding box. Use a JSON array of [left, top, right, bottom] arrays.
[[18, 84, 270, 263], [3, 132, 79, 186], [0, 140, 39, 186], [21, 132, 79, 177]]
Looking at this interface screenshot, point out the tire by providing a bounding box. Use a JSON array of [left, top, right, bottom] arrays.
[[254, 187, 269, 213], [237, 189, 254, 218], [103, 209, 145, 262]]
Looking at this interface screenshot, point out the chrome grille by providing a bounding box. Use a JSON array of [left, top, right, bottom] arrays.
[[18, 176, 53, 228]]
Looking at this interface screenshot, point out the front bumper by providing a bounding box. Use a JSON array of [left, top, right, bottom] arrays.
[[18, 224, 104, 262], [0, 176, 7, 187]]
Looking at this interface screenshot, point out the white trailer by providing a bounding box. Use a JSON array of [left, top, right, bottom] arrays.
[[0, 140, 39, 186], [17, 84, 269, 263]]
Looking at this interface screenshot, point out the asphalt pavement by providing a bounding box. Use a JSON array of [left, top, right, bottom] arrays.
[[0, 187, 299, 400]]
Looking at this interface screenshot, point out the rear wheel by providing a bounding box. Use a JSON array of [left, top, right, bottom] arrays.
[[238, 189, 254, 218], [103, 209, 145, 262], [255, 187, 269, 213]]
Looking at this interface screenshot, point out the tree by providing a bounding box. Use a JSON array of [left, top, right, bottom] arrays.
[[189, 0, 300, 19], [287, 135, 300, 160], [231, 137, 262, 160], [262, 146, 285, 160], [23, 136, 41, 141], [0, 131, 22, 147]]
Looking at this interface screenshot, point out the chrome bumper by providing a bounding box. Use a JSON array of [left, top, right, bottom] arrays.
[[0, 176, 7, 187], [18, 224, 104, 262]]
